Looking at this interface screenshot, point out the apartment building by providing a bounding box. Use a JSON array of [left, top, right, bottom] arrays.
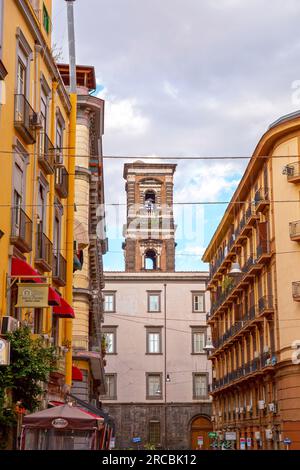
[[203, 111, 300, 450], [0, 0, 75, 406], [57, 64, 108, 407]]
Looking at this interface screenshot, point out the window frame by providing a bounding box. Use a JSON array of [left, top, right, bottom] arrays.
[[191, 327, 206, 355], [101, 373, 117, 400], [193, 372, 209, 400], [102, 327, 117, 355], [146, 372, 163, 400], [146, 327, 162, 355], [43, 3, 50, 35], [103, 292, 116, 313], [192, 291, 205, 313], [147, 291, 161, 313]]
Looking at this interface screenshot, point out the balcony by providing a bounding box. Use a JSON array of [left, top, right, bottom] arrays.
[[10, 207, 33, 253], [14, 94, 37, 144], [284, 162, 300, 184], [289, 220, 300, 242], [256, 242, 272, 263], [254, 188, 270, 212], [72, 335, 89, 351], [52, 251, 67, 286], [258, 295, 274, 317], [35, 230, 53, 272], [38, 133, 55, 175], [55, 165, 69, 199], [292, 281, 300, 301]]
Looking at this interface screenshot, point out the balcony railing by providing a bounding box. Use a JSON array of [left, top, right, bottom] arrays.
[[35, 230, 53, 272], [10, 207, 33, 253], [55, 165, 69, 198], [14, 94, 37, 144], [212, 353, 277, 392], [52, 251, 67, 286], [254, 188, 270, 212], [284, 162, 300, 183], [38, 133, 55, 174], [292, 281, 300, 301], [258, 295, 274, 315], [72, 335, 89, 351], [289, 220, 300, 241]]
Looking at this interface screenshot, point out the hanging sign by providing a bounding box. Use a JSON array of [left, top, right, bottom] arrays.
[[240, 437, 246, 450], [0, 338, 10, 365], [225, 431, 237, 441], [16, 283, 49, 308]]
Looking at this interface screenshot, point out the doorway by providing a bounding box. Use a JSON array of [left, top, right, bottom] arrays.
[[190, 416, 213, 450]]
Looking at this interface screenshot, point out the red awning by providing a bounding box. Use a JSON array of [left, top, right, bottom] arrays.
[[48, 287, 61, 306], [49, 401, 65, 407], [11, 257, 43, 283], [72, 366, 83, 382], [53, 297, 75, 319]]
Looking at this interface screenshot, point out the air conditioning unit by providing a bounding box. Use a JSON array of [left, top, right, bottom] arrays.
[[268, 402, 277, 413], [239, 407, 244, 414], [30, 112, 43, 129], [211, 416, 215, 422], [263, 345, 270, 353], [218, 411, 222, 417], [1, 316, 20, 334], [247, 404, 253, 413], [235, 407, 240, 414], [254, 351, 259, 358], [258, 400, 265, 410]]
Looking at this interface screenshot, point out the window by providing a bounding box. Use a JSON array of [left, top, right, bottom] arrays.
[[149, 421, 160, 445], [102, 329, 117, 354], [192, 329, 205, 354], [34, 308, 43, 334], [102, 374, 117, 400], [56, 120, 63, 163], [148, 292, 161, 312], [17, 58, 26, 96], [43, 4, 50, 34], [146, 328, 162, 354], [103, 293, 116, 312], [193, 373, 208, 399], [145, 250, 157, 270], [146, 373, 162, 399], [192, 292, 205, 312]]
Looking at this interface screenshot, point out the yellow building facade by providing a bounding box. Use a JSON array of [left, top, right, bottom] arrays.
[[0, 0, 75, 404], [203, 112, 300, 450]]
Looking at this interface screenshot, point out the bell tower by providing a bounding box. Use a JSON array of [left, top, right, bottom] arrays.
[[122, 161, 177, 272]]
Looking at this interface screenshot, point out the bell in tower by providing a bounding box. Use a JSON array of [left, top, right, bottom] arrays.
[[122, 161, 177, 272]]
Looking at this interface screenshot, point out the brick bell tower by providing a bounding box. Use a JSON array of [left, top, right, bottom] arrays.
[[122, 161, 177, 272]]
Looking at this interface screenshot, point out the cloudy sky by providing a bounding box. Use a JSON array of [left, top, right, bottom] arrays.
[[53, 0, 300, 271]]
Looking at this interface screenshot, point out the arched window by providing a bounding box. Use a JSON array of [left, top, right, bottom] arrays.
[[144, 190, 156, 208], [145, 249, 157, 270]]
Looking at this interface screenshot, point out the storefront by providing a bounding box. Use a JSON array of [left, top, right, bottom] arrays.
[[20, 403, 111, 450]]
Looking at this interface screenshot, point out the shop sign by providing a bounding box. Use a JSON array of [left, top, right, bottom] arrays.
[[225, 431, 237, 441], [240, 438, 246, 450], [16, 283, 49, 308], [208, 432, 218, 438], [52, 418, 68, 429], [0, 338, 10, 365]]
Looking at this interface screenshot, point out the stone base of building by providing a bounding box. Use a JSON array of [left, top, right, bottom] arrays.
[[102, 402, 212, 450]]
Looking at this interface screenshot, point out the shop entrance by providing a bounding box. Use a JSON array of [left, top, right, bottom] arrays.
[[190, 416, 213, 450]]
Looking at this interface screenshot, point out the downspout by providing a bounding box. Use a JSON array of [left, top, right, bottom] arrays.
[[65, 0, 77, 389], [46, 80, 58, 334]]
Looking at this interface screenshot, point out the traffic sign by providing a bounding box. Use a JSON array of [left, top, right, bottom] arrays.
[[240, 437, 246, 450], [284, 438, 292, 445], [132, 437, 141, 443]]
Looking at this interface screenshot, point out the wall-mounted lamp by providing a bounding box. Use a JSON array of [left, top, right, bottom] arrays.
[[166, 374, 171, 383]]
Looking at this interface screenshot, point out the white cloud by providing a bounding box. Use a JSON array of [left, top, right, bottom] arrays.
[[163, 80, 179, 99], [104, 97, 149, 136]]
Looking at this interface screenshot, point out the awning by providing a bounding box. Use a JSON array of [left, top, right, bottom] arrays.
[[48, 287, 61, 306], [53, 297, 75, 319], [11, 257, 43, 283], [72, 366, 83, 382], [74, 218, 89, 249]]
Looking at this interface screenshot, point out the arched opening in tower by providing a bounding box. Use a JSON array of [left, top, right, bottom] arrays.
[[144, 190, 156, 208], [144, 249, 157, 270]]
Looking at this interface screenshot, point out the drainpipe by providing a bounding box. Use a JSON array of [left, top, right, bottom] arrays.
[[46, 80, 58, 334], [64, 0, 77, 389]]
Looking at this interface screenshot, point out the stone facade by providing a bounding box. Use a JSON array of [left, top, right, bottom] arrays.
[[102, 403, 212, 450]]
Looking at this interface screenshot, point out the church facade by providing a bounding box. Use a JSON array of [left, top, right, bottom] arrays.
[[101, 162, 212, 449]]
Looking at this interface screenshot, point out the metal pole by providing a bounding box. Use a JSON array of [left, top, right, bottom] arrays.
[[65, 0, 77, 388], [164, 283, 167, 449]]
